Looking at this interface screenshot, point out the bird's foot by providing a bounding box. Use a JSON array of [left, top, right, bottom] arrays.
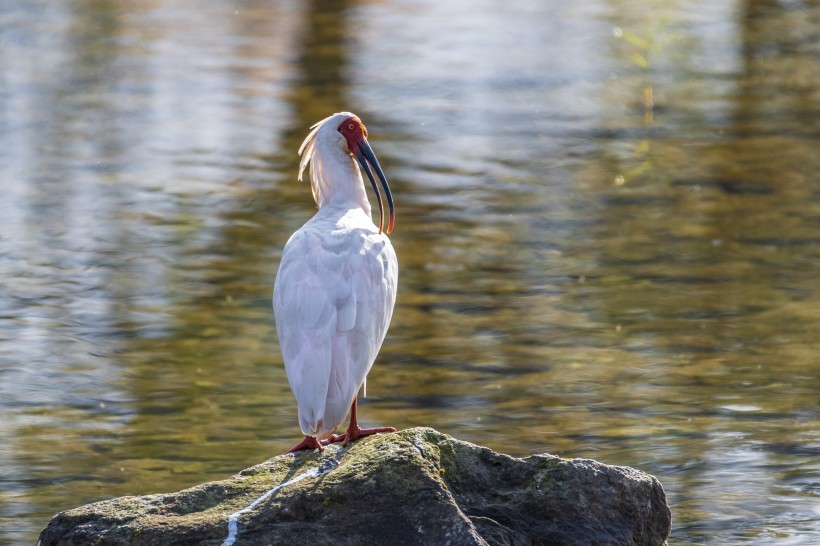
[[320, 433, 346, 446], [319, 426, 397, 447], [286, 435, 324, 453], [341, 425, 397, 447]]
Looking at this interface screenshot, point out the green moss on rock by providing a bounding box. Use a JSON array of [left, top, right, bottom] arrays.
[[39, 427, 671, 546]]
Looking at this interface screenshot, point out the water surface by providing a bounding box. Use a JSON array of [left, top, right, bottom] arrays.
[[1, 1, 818, 544]]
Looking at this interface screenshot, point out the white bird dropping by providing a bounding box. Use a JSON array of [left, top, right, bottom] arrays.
[[273, 112, 398, 453]]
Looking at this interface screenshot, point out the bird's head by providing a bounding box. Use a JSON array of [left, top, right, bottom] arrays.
[[298, 112, 395, 235]]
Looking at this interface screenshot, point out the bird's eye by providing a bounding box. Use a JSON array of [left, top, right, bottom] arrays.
[[348, 123, 355, 131]]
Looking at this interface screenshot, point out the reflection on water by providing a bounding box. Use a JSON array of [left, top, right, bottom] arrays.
[[1, 0, 818, 544]]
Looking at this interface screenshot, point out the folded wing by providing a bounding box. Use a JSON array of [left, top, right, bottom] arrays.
[[273, 223, 397, 438]]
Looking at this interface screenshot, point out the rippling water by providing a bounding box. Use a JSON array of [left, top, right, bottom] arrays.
[[1, 1, 818, 544]]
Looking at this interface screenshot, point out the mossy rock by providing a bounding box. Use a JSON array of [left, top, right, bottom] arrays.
[[38, 427, 671, 546]]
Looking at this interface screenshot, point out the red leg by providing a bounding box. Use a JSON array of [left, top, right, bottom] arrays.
[[286, 435, 324, 453], [340, 397, 396, 447]]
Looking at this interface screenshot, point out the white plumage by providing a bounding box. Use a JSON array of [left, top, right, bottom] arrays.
[[273, 112, 397, 452]]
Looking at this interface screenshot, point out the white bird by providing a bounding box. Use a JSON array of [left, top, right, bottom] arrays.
[[273, 112, 398, 453]]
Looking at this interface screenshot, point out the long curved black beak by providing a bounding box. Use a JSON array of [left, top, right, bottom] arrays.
[[356, 138, 395, 235]]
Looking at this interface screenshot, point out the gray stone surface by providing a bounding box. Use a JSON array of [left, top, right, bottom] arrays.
[[38, 427, 671, 545]]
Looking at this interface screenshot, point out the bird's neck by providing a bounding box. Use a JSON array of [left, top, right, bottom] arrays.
[[311, 140, 371, 216]]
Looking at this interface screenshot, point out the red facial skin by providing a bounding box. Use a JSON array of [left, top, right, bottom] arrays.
[[338, 116, 368, 155]]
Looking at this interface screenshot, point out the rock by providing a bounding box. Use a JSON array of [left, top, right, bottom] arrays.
[[38, 427, 671, 546]]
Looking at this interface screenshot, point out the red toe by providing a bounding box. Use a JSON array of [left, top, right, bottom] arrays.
[[286, 435, 324, 453]]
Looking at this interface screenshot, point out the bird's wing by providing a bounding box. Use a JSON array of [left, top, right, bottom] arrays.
[[273, 223, 397, 437], [344, 229, 398, 398], [274, 229, 333, 435]]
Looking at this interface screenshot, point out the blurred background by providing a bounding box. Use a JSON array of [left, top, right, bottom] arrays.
[[1, 0, 818, 544]]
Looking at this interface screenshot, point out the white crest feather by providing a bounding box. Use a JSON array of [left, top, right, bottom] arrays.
[[297, 112, 356, 208]]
